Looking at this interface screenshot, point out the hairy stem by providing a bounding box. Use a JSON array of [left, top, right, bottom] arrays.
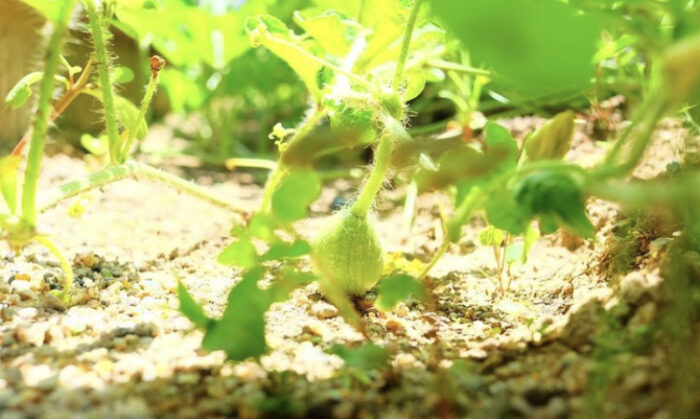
[[350, 134, 394, 217], [85, 0, 121, 164], [12, 58, 94, 157], [594, 88, 668, 179], [392, 0, 424, 92], [120, 56, 163, 162], [40, 161, 244, 215], [21, 0, 77, 227]]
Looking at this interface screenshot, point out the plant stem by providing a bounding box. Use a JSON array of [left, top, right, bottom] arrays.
[[427, 59, 490, 76], [21, 0, 76, 227], [225, 158, 277, 171], [392, 0, 424, 92], [421, 186, 482, 279], [12, 58, 94, 157], [350, 134, 394, 217], [120, 57, 162, 162], [85, 0, 121, 164], [594, 89, 668, 179], [40, 161, 244, 215]]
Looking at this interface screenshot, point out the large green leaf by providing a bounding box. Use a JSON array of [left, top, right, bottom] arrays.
[[201, 268, 272, 361], [375, 274, 426, 312], [515, 170, 595, 238], [177, 282, 212, 329], [271, 170, 321, 222], [430, 0, 601, 94], [246, 15, 325, 99], [524, 111, 575, 161]]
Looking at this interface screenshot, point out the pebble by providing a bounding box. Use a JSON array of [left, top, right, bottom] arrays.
[[311, 302, 338, 319], [17, 307, 38, 320]]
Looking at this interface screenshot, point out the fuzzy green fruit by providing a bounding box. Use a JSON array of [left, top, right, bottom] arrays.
[[311, 210, 384, 296]]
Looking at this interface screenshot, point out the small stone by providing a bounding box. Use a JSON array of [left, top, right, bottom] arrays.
[[64, 316, 87, 335], [311, 302, 338, 319], [385, 319, 405, 335], [393, 353, 416, 367], [17, 307, 38, 320], [40, 294, 66, 311]]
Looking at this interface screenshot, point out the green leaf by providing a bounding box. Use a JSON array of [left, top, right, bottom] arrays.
[[202, 268, 272, 361], [248, 212, 278, 242], [484, 122, 518, 161], [431, 0, 601, 94], [329, 106, 376, 147], [414, 144, 511, 191], [217, 235, 259, 269], [293, 10, 360, 57], [478, 226, 505, 247], [484, 186, 531, 235], [521, 224, 540, 263], [247, 15, 324, 99], [375, 274, 426, 312], [113, 66, 135, 84], [83, 90, 148, 139], [4, 72, 43, 110], [271, 170, 321, 222], [524, 111, 575, 161], [80, 134, 109, 156], [20, 0, 70, 22], [177, 282, 212, 329], [262, 239, 311, 261], [0, 156, 21, 214], [329, 343, 389, 372], [515, 170, 595, 238]]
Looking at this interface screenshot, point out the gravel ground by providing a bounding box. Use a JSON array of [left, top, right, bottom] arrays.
[[1, 115, 698, 418]]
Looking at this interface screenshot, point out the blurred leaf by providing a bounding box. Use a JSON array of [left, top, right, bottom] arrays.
[[84, 90, 148, 139], [178, 282, 212, 329], [159, 68, 206, 112], [662, 32, 700, 106], [521, 224, 539, 263], [515, 170, 595, 238], [329, 105, 376, 147], [415, 144, 511, 191], [375, 273, 426, 311], [484, 122, 518, 167], [80, 134, 109, 156], [294, 10, 360, 57], [115, 0, 265, 69], [329, 343, 389, 371], [478, 225, 505, 246], [0, 156, 21, 214], [4, 72, 42, 110], [431, 0, 601, 94], [262, 239, 311, 261], [484, 186, 530, 235], [20, 0, 69, 22], [202, 268, 272, 361], [247, 15, 324, 99], [403, 69, 427, 101], [248, 212, 278, 241], [524, 111, 575, 161], [271, 170, 321, 222], [217, 235, 259, 268], [113, 66, 135, 84]]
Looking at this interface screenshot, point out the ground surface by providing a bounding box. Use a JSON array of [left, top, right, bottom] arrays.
[[0, 114, 698, 418]]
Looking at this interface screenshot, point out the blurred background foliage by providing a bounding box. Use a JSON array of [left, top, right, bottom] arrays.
[[4, 0, 699, 163]]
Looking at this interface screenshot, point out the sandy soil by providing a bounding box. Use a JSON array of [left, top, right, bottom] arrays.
[[0, 115, 697, 418]]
